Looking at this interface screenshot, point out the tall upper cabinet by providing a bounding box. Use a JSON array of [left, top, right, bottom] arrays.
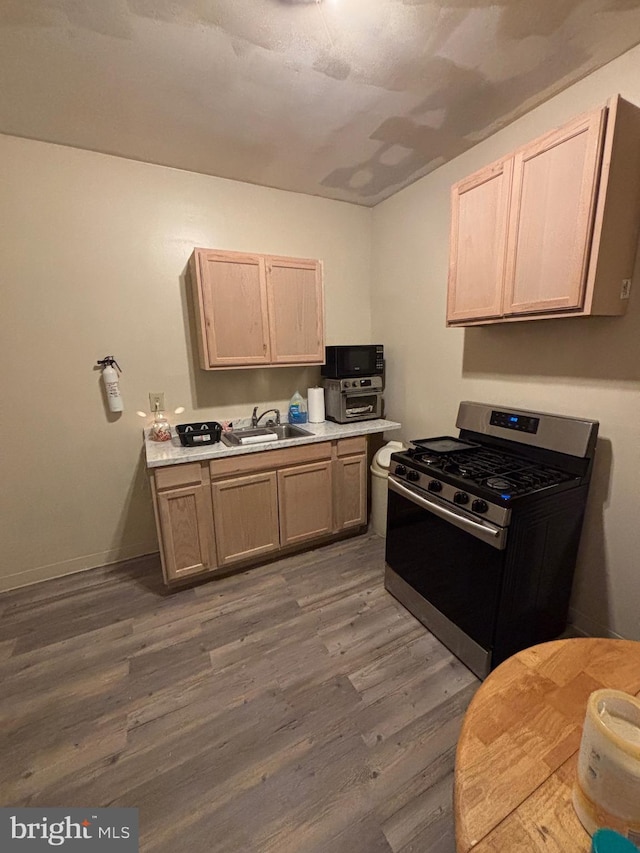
[[190, 248, 324, 369], [447, 95, 640, 326]]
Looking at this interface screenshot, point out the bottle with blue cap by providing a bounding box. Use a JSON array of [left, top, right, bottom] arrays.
[[288, 390, 307, 424]]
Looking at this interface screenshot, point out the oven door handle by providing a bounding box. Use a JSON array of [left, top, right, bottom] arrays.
[[388, 476, 507, 550]]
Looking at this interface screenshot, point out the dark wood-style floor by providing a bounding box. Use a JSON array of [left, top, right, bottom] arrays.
[[0, 533, 479, 852]]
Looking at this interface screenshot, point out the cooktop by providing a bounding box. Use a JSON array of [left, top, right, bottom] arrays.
[[396, 443, 577, 499]]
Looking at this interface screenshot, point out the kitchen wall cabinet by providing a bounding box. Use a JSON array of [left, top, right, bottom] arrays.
[[447, 95, 640, 326], [190, 248, 324, 368], [149, 437, 368, 585], [267, 257, 325, 365], [447, 158, 513, 323]]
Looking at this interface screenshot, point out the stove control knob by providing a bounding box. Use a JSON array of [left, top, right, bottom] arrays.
[[454, 491, 469, 505], [427, 479, 442, 493], [406, 470, 420, 482], [394, 465, 407, 476], [472, 499, 489, 514]]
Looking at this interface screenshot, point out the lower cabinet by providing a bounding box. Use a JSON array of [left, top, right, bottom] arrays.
[[334, 453, 367, 530], [150, 436, 368, 585], [212, 472, 280, 566], [278, 461, 333, 546], [151, 464, 217, 583]]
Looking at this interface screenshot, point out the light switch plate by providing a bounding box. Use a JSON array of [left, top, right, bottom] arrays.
[[149, 392, 165, 412]]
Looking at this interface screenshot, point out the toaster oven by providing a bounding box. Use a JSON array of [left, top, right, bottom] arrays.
[[323, 376, 383, 423]]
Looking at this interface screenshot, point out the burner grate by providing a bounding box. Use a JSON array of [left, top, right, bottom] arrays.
[[411, 446, 574, 496]]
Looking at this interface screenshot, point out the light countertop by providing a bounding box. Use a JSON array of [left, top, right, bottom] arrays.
[[144, 418, 402, 468]]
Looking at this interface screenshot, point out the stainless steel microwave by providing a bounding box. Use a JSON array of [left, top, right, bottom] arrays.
[[321, 345, 384, 379]]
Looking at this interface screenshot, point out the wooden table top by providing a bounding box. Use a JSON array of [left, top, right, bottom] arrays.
[[454, 638, 640, 853]]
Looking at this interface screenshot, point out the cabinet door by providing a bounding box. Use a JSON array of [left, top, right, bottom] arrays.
[[212, 472, 280, 566], [504, 107, 606, 315], [278, 461, 332, 546], [157, 485, 216, 582], [447, 158, 513, 323], [194, 250, 271, 367], [266, 257, 324, 364], [334, 455, 367, 531]]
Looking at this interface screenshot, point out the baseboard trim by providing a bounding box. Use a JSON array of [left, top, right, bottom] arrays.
[[568, 606, 624, 640], [0, 543, 161, 593]]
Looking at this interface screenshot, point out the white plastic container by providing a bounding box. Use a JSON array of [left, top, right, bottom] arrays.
[[288, 390, 307, 424], [370, 440, 405, 537], [573, 689, 640, 843]]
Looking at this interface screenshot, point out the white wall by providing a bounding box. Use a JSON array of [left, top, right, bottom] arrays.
[[371, 45, 640, 640], [0, 138, 372, 590]]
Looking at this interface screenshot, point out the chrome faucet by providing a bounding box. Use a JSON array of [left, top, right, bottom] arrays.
[[251, 407, 281, 427]]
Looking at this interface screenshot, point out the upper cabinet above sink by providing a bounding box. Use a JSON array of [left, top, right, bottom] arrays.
[[447, 95, 640, 326], [190, 248, 324, 369]]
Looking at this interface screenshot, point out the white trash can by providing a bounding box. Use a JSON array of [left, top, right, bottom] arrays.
[[370, 440, 405, 538]]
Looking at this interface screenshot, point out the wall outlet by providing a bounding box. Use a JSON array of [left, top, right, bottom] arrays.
[[149, 392, 165, 412], [621, 279, 631, 300]]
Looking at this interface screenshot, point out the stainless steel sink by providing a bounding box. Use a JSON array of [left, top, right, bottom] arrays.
[[221, 424, 312, 447], [267, 424, 312, 440], [221, 427, 275, 447]]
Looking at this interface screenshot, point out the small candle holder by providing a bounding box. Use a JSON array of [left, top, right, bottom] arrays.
[[150, 407, 172, 442]]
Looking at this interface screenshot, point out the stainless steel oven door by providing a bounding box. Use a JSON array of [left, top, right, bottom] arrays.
[[388, 478, 507, 549], [384, 476, 508, 678]]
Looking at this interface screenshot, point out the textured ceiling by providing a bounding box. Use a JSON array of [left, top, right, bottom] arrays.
[[1, 0, 640, 206]]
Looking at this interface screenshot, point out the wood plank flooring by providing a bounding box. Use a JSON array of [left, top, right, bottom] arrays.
[[0, 533, 479, 852]]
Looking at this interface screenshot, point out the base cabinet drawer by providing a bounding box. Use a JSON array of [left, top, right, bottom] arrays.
[[212, 472, 280, 566]]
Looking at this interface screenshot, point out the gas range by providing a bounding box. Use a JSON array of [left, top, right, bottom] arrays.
[[391, 440, 579, 526], [384, 401, 599, 677]]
